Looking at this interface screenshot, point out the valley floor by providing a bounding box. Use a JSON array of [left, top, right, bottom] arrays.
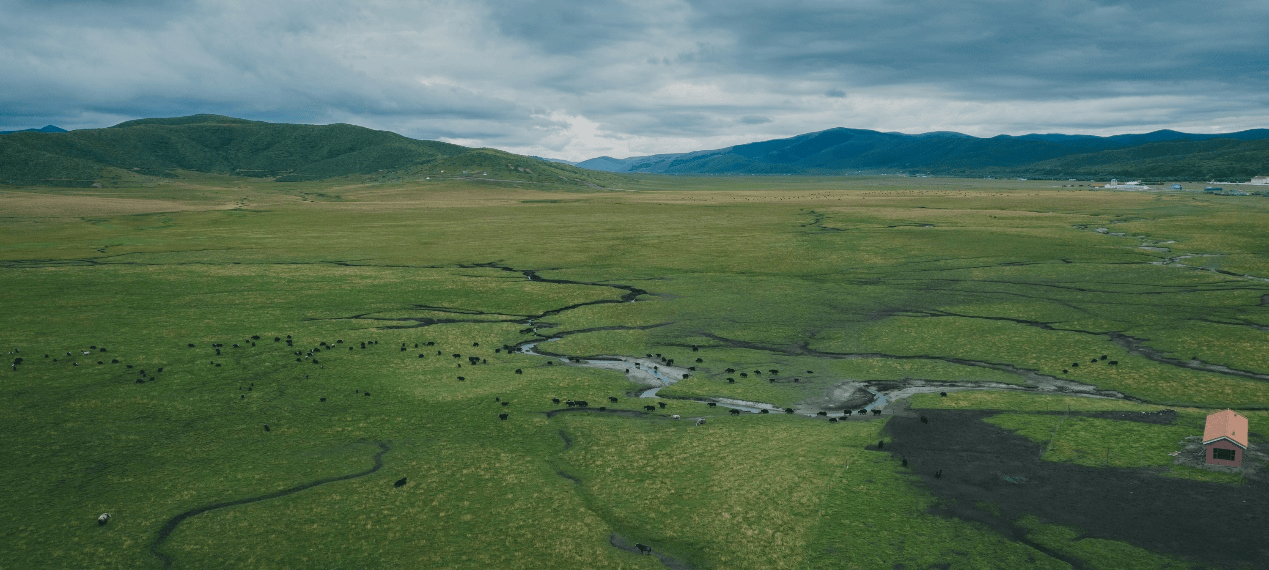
[[2, 175, 1266, 568]]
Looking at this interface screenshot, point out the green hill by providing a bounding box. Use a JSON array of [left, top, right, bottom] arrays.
[[1005, 139, 1269, 181], [579, 127, 1269, 180], [0, 115, 624, 188]]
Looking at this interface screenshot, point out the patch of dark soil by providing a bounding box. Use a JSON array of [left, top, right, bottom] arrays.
[[868, 381, 905, 393], [609, 533, 693, 570], [557, 470, 581, 484], [885, 410, 1269, 568], [1261, 294, 1269, 307], [558, 430, 573, 450]]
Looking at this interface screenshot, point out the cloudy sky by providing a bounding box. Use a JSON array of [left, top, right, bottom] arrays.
[[3, 0, 1268, 161]]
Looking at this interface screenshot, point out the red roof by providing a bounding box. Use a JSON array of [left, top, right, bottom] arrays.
[[1203, 409, 1249, 449]]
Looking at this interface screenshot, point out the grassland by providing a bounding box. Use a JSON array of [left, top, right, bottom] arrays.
[[2, 174, 1268, 567]]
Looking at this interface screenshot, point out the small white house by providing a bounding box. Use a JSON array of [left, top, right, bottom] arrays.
[[1250, 176, 1269, 185]]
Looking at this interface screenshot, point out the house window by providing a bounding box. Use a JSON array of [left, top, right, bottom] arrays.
[[1213, 448, 1236, 461]]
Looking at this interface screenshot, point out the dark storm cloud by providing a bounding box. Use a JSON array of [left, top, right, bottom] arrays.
[[683, 0, 1269, 95], [1, 0, 1266, 160]]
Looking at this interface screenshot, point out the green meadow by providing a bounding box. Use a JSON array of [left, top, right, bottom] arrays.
[[2, 174, 1267, 567]]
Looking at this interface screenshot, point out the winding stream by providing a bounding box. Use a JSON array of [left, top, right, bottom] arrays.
[[517, 337, 1131, 417], [149, 442, 391, 568]]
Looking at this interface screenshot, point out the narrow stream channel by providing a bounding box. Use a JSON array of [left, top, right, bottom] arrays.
[[518, 338, 990, 417]]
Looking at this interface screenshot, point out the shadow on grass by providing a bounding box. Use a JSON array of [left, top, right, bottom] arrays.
[[885, 410, 1269, 568]]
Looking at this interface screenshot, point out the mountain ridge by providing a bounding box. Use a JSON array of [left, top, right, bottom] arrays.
[[576, 127, 1269, 180], [0, 115, 627, 188], [0, 125, 67, 135]]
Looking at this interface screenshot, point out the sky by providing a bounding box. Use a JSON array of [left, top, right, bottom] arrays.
[[3, 0, 1268, 162]]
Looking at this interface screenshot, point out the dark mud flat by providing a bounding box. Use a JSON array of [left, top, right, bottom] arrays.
[[885, 410, 1269, 569]]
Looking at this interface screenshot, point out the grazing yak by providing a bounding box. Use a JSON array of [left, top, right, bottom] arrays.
[[644, 405, 656, 412], [498, 413, 509, 420], [394, 477, 408, 487], [98, 513, 110, 526], [636, 543, 651, 554], [729, 409, 741, 415], [608, 396, 619, 403]]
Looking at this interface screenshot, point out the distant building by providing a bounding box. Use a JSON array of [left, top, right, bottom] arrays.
[[1203, 409, 1248, 467], [1251, 176, 1269, 185], [1204, 187, 1223, 193], [1172, 184, 1183, 190], [1104, 179, 1150, 190]]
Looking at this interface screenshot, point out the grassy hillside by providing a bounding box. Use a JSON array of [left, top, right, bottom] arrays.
[[581, 127, 1269, 180], [1009, 139, 1269, 181], [0, 115, 626, 189]]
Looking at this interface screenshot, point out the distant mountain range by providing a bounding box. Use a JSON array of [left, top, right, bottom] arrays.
[[573, 127, 1269, 180], [5, 116, 1266, 187], [0, 115, 625, 188], [0, 125, 67, 135]]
